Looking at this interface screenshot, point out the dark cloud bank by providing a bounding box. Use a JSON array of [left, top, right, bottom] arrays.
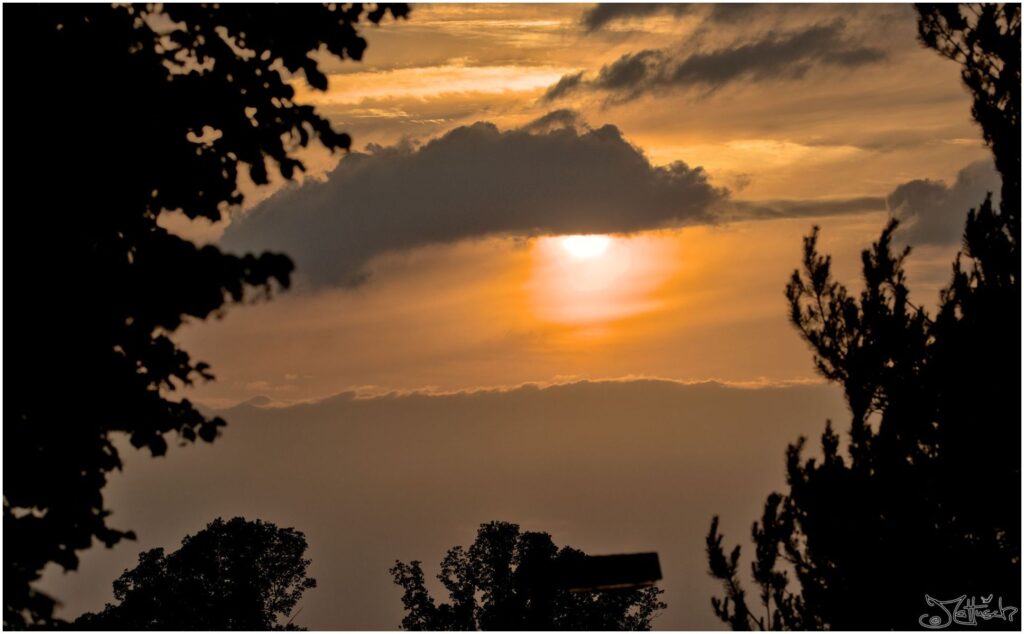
[[223, 113, 726, 287], [546, 20, 887, 102], [39, 379, 847, 630], [223, 111, 996, 288], [731, 160, 999, 246]]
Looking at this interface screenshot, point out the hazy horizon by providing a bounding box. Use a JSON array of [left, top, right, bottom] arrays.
[[41, 379, 848, 629]]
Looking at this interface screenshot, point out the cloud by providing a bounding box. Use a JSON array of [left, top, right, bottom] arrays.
[[221, 113, 726, 287], [887, 160, 1001, 246], [220, 109, 982, 291], [705, 3, 769, 24], [726, 161, 1000, 242], [518, 108, 588, 133], [545, 21, 886, 102], [579, 4, 908, 32], [730, 196, 887, 220], [581, 3, 809, 31], [540, 72, 586, 102], [580, 3, 695, 31]]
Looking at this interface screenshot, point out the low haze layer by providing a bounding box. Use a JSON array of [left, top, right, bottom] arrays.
[[42, 380, 848, 630]]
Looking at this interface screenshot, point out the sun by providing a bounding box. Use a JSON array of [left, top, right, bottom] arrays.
[[531, 232, 675, 328], [561, 235, 611, 259]]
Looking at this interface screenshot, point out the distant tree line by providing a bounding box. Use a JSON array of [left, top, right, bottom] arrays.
[[390, 521, 667, 631]]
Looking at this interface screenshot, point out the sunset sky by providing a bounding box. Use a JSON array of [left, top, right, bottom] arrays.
[[45, 3, 999, 629], [162, 2, 994, 408]]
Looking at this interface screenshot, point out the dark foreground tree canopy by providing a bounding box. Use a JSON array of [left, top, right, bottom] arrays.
[[390, 521, 667, 630], [706, 4, 1021, 630], [73, 517, 315, 630], [2, 3, 408, 628]]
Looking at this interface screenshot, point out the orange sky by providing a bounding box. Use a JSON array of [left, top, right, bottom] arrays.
[[174, 212, 962, 408], [153, 3, 993, 409], [46, 5, 1004, 629], [155, 2, 995, 409]]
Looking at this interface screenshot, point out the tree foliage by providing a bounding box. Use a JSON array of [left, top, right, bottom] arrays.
[[918, 3, 1020, 217], [390, 521, 667, 630], [706, 3, 1020, 629], [2, 4, 407, 628], [73, 517, 316, 630]]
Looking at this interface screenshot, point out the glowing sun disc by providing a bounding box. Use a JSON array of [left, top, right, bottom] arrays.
[[562, 235, 611, 259]]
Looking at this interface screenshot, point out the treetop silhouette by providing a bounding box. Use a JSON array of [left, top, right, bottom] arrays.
[[706, 3, 1020, 629], [73, 517, 316, 631], [3, 4, 407, 627], [390, 521, 667, 630]]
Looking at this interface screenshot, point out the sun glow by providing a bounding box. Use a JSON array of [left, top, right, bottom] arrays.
[[530, 233, 678, 328], [561, 235, 611, 259]]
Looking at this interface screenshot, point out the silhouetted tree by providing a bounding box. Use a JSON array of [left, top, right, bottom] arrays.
[[918, 3, 1020, 218], [706, 4, 1020, 630], [390, 521, 667, 630], [72, 517, 315, 630], [3, 4, 407, 628]]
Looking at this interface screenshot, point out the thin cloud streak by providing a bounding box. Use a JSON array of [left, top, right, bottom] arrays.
[[297, 64, 572, 105]]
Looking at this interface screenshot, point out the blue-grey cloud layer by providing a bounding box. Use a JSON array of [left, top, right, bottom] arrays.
[[887, 160, 1000, 246], [222, 115, 726, 287], [222, 108, 988, 289]]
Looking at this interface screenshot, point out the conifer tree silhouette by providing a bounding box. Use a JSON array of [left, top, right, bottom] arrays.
[[706, 4, 1020, 629]]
